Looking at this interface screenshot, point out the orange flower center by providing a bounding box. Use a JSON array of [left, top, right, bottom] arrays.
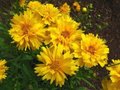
[[50, 61, 60, 71], [61, 31, 70, 38], [21, 23, 31, 34], [87, 46, 96, 55], [45, 31, 50, 36]]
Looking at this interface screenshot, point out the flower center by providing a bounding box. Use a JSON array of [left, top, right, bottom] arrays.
[[45, 31, 50, 36], [21, 23, 31, 34], [87, 46, 96, 55], [50, 61, 60, 71], [61, 31, 70, 38]]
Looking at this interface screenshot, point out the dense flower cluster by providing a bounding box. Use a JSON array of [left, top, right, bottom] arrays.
[[8, 1, 109, 87], [0, 60, 8, 81]]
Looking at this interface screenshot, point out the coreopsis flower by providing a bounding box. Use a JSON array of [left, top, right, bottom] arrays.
[[102, 78, 120, 90], [38, 4, 60, 25], [34, 44, 78, 87], [74, 34, 109, 67], [0, 59, 8, 80], [9, 10, 44, 51], [59, 3, 71, 15], [27, 1, 42, 17], [107, 59, 120, 83], [49, 15, 83, 50], [73, 2, 81, 11], [27, 1, 42, 10], [19, 0, 25, 7]]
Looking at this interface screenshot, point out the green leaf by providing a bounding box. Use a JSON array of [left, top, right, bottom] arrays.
[[0, 22, 7, 31], [80, 78, 96, 89], [76, 87, 88, 90], [21, 54, 33, 61]]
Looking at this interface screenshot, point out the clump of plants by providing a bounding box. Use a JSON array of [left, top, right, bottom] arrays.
[[0, 0, 119, 90]]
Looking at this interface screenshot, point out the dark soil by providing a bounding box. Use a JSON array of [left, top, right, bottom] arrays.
[[92, 0, 120, 60], [83, 0, 120, 90]]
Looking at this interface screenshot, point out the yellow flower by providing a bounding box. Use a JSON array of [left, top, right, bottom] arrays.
[[27, 1, 42, 14], [28, 3, 60, 25], [27, 1, 43, 22], [59, 3, 71, 15], [49, 15, 83, 50], [38, 4, 60, 25], [34, 44, 78, 87], [102, 78, 120, 90], [9, 10, 44, 51], [107, 59, 120, 83], [27, 1, 42, 10], [75, 34, 109, 67], [0, 59, 8, 80], [73, 2, 81, 11], [19, 0, 25, 7]]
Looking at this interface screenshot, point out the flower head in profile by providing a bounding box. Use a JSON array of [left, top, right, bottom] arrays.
[[34, 44, 78, 87], [59, 3, 71, 15], [107, 59, 120, 83], [49, 15, 83, 50], [74, 34, 109, 67], [9, 10, 44, 51], [102, 78, 120, 90], [0, 59, 8, 81]]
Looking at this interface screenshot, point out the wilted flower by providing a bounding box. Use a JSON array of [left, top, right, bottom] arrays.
[[73, 1, 81, 11], [59, 3, 71, 15]]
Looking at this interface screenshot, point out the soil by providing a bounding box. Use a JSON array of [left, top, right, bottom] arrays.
[[83, 0, 120, 89], [93, 0, 120, 60]]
